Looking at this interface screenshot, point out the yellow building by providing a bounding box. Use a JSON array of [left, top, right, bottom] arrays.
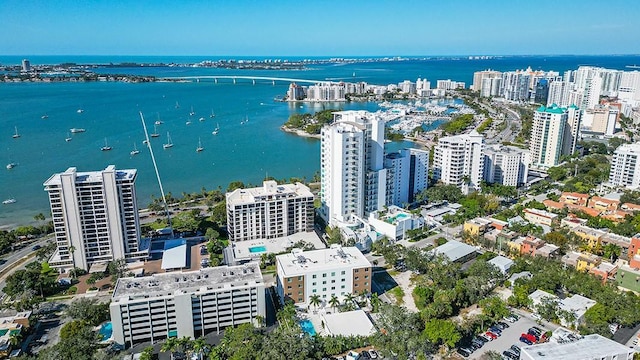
[[463, 218, 492, 237], [562, 251, 602, 272], [571, 225, 607, 249]]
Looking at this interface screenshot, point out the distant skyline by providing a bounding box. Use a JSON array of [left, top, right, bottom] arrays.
[[1, 0, 640, 56]]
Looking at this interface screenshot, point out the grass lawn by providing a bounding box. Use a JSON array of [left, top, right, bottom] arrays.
[[389, 287, 405, 304]]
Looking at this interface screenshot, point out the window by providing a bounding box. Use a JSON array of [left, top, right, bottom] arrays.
[[287, 278, 292, 283], [322, 273, 327, 278], [312, 274, 317, 279], [287, 286, 292, 289], [312, 289, 317, 293], [341, 270, 346, 275], [312, 282, 316, 286], [354, 269, 359, 273], [331, 272, 335, 276], [322, 288, 326, 292], [298, 276, 303, 281], [341, 278, 346, 282], [331, 280, 335, 283], [355, 276, 359, 280], [364, 282, 368, 286], [341, 285, 345, 289], [364, 275, 369, 279], [322, 281, 326, 285], [331, 287, 335, 290]]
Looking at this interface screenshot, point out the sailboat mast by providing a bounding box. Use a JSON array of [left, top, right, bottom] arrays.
[[139, 111, 173, 235]]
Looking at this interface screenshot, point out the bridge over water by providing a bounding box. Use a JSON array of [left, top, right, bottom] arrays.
[[161, 75, 339, 85]]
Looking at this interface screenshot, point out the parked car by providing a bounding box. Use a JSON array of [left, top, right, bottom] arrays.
[[489, 326, 502, 335], [497, 321, 510, 329], [502, 350, 518, 360], [474, 336, 489, 344], [531, 313, 541, 321], [471, 338, 485, 348], [510, 344, 521, 356], [519, 336, 533, 345], [485, 331, 498, 340], [200, 245, 208, 255], [522, 333, 537, 343], [504, 314, 519, 323], [32, 245, 41, 251], [359, 351, 371, 359], [368, 350, 379, 359], [456, 348, 471, 358]]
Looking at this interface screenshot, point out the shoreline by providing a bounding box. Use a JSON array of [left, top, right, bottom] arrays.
[[280, 126, 321, 139]]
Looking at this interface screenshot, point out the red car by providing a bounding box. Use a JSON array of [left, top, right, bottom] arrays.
[[521, 333, 537, 343], [485, 331, 498, 340]]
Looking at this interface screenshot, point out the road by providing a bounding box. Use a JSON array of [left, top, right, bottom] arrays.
[[0, 237, 52, 294]]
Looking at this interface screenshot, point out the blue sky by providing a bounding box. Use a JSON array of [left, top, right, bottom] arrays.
[[1, 0, 639, 56]]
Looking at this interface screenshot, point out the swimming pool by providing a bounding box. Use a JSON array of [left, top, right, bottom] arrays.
[[99, 322, 112, 341], [299, 319, 316, 336], [249, 245, 267, 253]]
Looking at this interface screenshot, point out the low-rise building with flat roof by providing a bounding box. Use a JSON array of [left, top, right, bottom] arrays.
[[109, 264, 265, 348], [488, 255, 514, 274], [524, 208, 558, 226], [430, 240, 477, 263], [463, 217, 493, 236], [562, 251, 602, 272], [520, 334, 634, 360], [367, 206, 424, 241], [276, 245, 372, 305]]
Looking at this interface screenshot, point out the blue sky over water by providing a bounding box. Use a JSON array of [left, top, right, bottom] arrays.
[[1, 0, 639, 56]]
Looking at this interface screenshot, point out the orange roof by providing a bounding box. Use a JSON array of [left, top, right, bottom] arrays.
[[589, 196, 620, 205], [622, 203, 640, 212], [560, 192, 589, 199]]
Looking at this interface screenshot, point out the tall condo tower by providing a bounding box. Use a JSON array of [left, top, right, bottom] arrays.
[[44, 165, 147, 271], [320, 110, 387, 226]]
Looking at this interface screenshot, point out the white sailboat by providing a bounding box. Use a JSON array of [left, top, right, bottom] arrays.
[[186, 119, 192, 125], [65, 132, 72, 142], [155, 113, 163, 125], [70, 128, 85, 133], [212, 123, 220, 135], [6, 162, 17, 170], [199, 117, 205, 122], [150, 124, 160, 138], [130, 143, 140, 156], [12, 126, 20, 139], [101, 138, 112, 151], [210, 109, 215, 118], [175, 101, 180, 109], [77, 109, 84, 113], [163, 132, 173, 149], [196, 138, 204, 152], [41, 114, 49, 119], [2, 198, 16, 205], [189, 106, 195, 116]]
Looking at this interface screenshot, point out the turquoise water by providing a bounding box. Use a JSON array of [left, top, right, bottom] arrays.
[[249, 246, 267, 253], [1, 55, 639, 227], [299, 319, 316, 336], [99, 322, 112, 341]]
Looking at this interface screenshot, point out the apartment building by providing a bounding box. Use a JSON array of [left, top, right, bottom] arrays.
[[320, 111, 388, 226], [384, 148, 430, 205], [523, 208, 558, 227], [226, 181, 314, 242], [110, 264, 265, 347], [483, 144, 530, 187], [433, 130, 484, 191], [529, 104, 581, 168], [520, 334, 634, 360], [276, 245, 372, 305], [43, 166, 147, 272], [609, 142, 640, 189]]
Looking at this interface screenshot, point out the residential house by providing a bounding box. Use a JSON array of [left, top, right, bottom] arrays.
[[562, 251, 602, 272], [524, 208, 558, 226], [463, 217, 493, 237], [571, 225, 607, 249], [560, 192, 589, 206], [588, 196, 620, 213], [589, 261, 618, 283]]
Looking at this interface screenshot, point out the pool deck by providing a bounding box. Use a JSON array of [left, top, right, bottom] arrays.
[[232, 231, 325, 262]]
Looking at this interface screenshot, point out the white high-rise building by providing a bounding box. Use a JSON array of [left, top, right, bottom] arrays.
[[433, 131, 484, 191], [384, 148, 430, 206], [609, 142, 640, 189], [472, 70, 502, 92], [320, 111, 387, 226], [43, 166, 147, 271], [529, 105, 581, 169], [483, 145, 530, 187], [480, 77, 502, 97], [547, 81, 573, 107], [226, 181, 315, 242], [500, 71, 531, 101], [583, 105, 619, 135]]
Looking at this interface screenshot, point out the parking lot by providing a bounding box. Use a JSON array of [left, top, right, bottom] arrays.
[[468, 316, 552, 359]]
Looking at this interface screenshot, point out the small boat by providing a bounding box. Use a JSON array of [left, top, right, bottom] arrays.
[[186, 120, 192, 125], [175, 101, 180, 109], [6, 162, 17, 170], [155, 113, 163, 125], [41, 114, 49, 119], [189, 106, 195, 116], [101, 138, 112, 151], [210, 109, 215, 118], [70, 128, 85, 133], [150, 124, 160, 138], [212, 123, 220, 135], [199, 117, 205, 122], [163, 132, 173, 149], [130, 143, 140, 156], [77, 109, 84, 113], [143, 139, 149, 145], [2, 199, 16, 205], [65, 132, 72, 142], [196, 138, 204, 152], [12, 126, 20, 139]]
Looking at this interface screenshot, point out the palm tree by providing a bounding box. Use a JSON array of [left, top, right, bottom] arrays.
[[191, 337, 209, 360], [328, 295, 340, 313], [309, 294, 321, 311], [370, 292, 381, 312], [358, 290, 369, 304], [176, 336, 193, 358], [139, 346, 154, 360], [254, 314, 265, 328], [161, 337, 180, 360], [343, 293, 355, 307]]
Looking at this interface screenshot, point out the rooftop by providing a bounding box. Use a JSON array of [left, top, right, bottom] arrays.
[[232, 231, 325, 262], [43, 165, 136, 186], [520, 334, 631, 360], [276, 245, 371, 277], [431, 240, 477, 262], [524, 208, 558, 219], [112, 263, 263, 301], [560, 294, 596, 316], [321, 310, 376, 337], [226, 180, 313, 206], [488, 256, 514, 272]]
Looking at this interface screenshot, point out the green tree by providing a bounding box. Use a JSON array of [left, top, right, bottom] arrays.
[[139, 346, 154, 360], [329, 295, 340, 313], [108, 258, 133, 283], [479, 296, 510, 322], [66, 298, 110, 326], [423, 318, 461, 349], [309, 294, 321, 311]]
